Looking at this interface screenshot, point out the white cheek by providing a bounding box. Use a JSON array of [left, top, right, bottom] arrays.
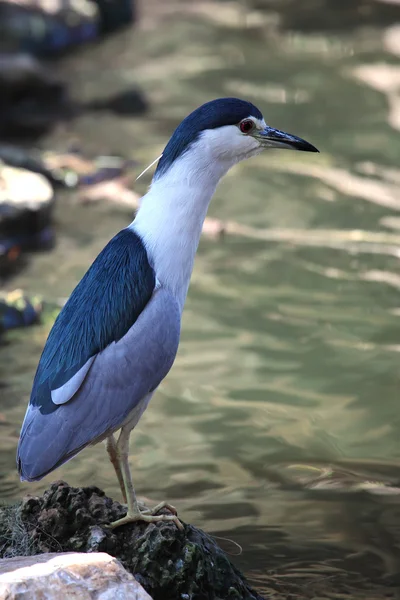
[[201, 125, 261, 161]]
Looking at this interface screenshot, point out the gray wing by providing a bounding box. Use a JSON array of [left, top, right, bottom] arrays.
[[17, 287, 181, 481]]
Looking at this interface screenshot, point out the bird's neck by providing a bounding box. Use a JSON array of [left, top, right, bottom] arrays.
[[130, 151, 231, 311]]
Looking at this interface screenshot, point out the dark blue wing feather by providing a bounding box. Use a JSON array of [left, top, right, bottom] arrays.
[[31, 227, 155, 414]]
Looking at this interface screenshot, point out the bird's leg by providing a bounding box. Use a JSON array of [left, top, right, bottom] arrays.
[[105, 434, 148, 512], [108, 426, 184, 531], [106, 434, 127, 503]]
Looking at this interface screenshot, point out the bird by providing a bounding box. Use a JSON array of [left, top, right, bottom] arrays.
[[17, 97, 319, 530]]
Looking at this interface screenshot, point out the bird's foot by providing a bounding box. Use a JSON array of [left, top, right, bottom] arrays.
[[141, 500, 178, 516], [108, 501, 183, 531]]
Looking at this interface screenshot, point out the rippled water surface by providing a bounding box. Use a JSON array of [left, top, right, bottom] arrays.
[[2, 1, 400, 597]]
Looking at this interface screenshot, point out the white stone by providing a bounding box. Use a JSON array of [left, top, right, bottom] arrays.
[[0, 552, 152, 600], [0, 166, 53, 208]]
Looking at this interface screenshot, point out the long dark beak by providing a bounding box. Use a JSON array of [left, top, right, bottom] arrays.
[[256, 126, 319, 152]]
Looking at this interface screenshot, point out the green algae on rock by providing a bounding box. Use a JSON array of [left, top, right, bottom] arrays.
[[0, 481, 264, 600]]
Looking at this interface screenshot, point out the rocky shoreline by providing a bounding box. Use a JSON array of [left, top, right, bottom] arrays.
[[0, 481, 264, 600]]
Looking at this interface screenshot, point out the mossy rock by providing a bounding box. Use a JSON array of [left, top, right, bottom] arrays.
[[0, 481, 264, 600]]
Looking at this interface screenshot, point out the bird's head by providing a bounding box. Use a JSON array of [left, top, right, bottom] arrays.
[[154, 97, 318, 180]]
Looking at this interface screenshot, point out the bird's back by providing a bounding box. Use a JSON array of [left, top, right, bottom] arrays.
[[17, 228, 181, 481]]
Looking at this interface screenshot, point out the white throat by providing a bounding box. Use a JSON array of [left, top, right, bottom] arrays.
[[130, 133, 242, 311]]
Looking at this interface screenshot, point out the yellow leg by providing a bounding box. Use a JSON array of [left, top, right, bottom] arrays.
[[108, 426, 184, 531], [106, 434, 127, 503]]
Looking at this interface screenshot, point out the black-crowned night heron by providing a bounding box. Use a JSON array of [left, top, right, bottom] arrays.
[[17, 98, 318, 529]]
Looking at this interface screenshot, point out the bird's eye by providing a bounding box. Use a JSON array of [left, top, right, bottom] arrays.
[[239, 119, 254, 134]]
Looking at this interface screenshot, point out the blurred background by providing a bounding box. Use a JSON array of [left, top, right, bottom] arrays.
[[1, 0, 400, 597]]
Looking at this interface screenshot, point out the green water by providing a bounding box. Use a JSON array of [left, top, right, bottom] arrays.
[[2, 0, 400, 596]]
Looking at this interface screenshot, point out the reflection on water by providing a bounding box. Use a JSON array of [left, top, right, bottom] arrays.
[[1, 0, 400, 597]]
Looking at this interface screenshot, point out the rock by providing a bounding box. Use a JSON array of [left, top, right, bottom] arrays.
[[94, 0, 136, 34], [84, 87, 148, 116], [0, 54, 67, 137], [0, 481, 264, 600], [0, 164, 55, 275], [0, 52, 147, 139], [0, 0, 99, 57], [0, 0, 136, 59], [0, 166, 53, 208], [0, 59, 146, 140], [0, 552, 152, 599], [0, 289, 42, 333], [0, 146, 67, 188]]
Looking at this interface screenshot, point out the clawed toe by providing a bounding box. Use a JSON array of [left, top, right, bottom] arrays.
[[149, 501, 178, 516], [108, 510, 184, 531]]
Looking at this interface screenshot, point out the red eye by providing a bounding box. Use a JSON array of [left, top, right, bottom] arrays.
[[239, 119, 254, 134]]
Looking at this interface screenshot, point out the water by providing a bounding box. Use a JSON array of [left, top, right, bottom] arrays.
[[1, 0, 400, 596]]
